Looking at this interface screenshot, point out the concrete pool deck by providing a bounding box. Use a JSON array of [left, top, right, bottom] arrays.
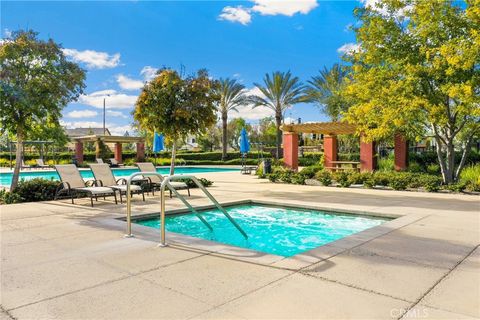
[[1, 171, 479, 319]]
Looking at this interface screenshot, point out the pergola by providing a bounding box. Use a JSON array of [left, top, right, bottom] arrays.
[[281, 122, 408, 172], [73, 135, 145, 164]]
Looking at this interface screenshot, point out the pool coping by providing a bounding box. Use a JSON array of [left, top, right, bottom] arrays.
[[102, 199, 428, 270]]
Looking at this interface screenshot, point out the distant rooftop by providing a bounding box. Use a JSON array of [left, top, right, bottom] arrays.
[[65, 128, 111, 137]]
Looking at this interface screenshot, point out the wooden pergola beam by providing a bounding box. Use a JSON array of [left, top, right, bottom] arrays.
[[73, 135, 145, 143], [280, 122, 357, 135]]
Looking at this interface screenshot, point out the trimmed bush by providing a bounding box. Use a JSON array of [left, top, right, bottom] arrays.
[[177, 177, 213, 188], [315, 170, 332, 186], [333, 172, 352, 188], [387, 173, 411, 190], [460, 164, 480, 192], [298, 165, 323, 179], [0, 178, 59, 204]]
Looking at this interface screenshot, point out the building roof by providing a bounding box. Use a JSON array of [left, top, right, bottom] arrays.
[[65, 128, 111, 137], [280, 122, 357, 135]]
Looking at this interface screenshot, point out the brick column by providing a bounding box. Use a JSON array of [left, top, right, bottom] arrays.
[[360, 138, 376, 172], [323, 135, 338, 168], [283, 132, 299, 171], [114, 143, 122, 163], [394, 133, 408, 171], [136, 142, 145, 161], [75, 141, 84, 164]]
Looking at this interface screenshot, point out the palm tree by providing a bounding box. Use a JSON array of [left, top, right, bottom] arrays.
[[251, 71, 306, 159], [214, 78, 249, 160], [306, 64, 349, 122]]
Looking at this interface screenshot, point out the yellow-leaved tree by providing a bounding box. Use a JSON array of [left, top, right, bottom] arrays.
[[344, 0, 480, 183]]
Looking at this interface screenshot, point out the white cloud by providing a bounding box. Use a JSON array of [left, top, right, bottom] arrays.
[[360, 0, 411, 18], [109, 125, 136, 136], [252, 0, 317, 16], [106, 110, 128, 118], [116, 74, 144, 90], [140, 66, 158, 80], [219, 6, 252, 25], [61, 120, 105, 129], [66, 110, 98, 118], [78, 89, 137, 110], [337, 43, 361, 55], [62, 48, 121, 69], [228, 87, 274, 121]]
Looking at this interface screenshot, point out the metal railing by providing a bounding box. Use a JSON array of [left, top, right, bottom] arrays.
[[124, 173, 248, 246]]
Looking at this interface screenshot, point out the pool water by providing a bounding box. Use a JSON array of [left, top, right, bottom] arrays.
[[0, 167, 238, 186], [135, 204, 389, 257]]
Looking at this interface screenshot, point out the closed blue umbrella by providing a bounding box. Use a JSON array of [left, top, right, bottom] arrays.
[[239, 128, 250, 154], [152, 132, 164, 153]]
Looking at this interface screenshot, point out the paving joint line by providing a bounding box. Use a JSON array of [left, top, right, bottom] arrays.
[[397, 243, 480, 320]]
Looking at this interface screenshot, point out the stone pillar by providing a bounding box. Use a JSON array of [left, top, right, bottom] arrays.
[[136, 142, 145, 161], [283, 132, 299, 171], [114, 143, 122, 163], [360, 138, 376, 172], [323, 135, 338, 168], [75, 141, 84, 164], [394, 133, 408, 171]]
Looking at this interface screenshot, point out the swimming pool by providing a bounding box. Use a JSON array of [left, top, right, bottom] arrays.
[[0, 166, 238, 186], [135, 203, 390, 257]]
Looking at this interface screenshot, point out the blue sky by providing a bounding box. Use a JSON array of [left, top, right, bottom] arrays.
[[2, 0, 363, 135]]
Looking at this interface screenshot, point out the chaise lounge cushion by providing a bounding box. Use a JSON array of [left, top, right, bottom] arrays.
[[75, 186, 116, 195], [109, 184, 142, 192]]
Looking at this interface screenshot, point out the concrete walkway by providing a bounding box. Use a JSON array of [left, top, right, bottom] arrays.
[[1, 172, 479, 319]]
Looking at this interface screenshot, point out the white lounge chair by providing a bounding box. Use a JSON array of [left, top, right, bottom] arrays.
[[36, 159, 51, 169], [21, 160, 31, 170], [89, 163, 145, 203], [136, 162, 190, 198], [109, 158, 123, 167], [54, 164, 117, 207], [96, 158, 104, 164]]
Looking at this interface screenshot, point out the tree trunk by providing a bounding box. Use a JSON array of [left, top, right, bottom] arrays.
[[222, 113, 228, 161], [169, 140, 176, 176], [275, 112, 282, 159], [11, 130, 24, 191], [455, 134, 475, 181]]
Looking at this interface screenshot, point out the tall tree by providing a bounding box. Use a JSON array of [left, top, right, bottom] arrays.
[[251, 71, 306, 159], [306, 64, 350, 122], [227, 118, 251, 151], [344, 0, 479, 183], [134, 69, 218, 175], [0, 30, 86, 190], [213, 78, 249, 160]]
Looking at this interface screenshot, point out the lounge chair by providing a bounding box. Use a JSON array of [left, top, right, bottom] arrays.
[[54, 164, 117, 207], [36, 159, 51, 169], [89, 163, 145, 203], [109, 158, 124, 167], [136, 162, 190, 198], [21, 160, 32, 170], [96, 158, 104, 164]]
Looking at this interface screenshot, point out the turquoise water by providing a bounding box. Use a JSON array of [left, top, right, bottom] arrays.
[[0, 167, 238, 186], [136, 204, 389, 257]]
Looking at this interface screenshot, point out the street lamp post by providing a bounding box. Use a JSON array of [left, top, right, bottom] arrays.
[[103, 98, 106, 135]]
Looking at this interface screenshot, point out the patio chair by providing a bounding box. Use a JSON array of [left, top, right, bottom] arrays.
[[96, 158, 104, 164], [136, 162, 190, 198], [89, 163, 145, 203], [54, 164, 118, 207], [36, 159, 51, 169], [21, 160, 32, 170], [109, 158, 124, 167]]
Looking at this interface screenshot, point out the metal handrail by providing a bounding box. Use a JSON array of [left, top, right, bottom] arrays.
[[159, 174, 248, 246], [124, 172, 214, 237], [124, 172, 248, 245]]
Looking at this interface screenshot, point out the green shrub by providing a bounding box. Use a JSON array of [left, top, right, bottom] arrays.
[[408, 161, 423, 173], [298, 165, 323, 179], [291, 173, 306, 185], [348, 172, 368, 185], [266, 172, 280, 182], [378, 156, 394, 171], [279, 169, 295, 184], [0, 178, 59, 204], [333, 171, 352, 188], [426, 163, 440, 175], [255, 162, 265, 178], [363, 173, 376, 189], [387, 173, 411, 190], [0, 189, 23, 204], [373, 172, 391, 186], [315, 170, 332, 186], [443, 182, 466, 193], [460, 164, 480, 192], [419, 174, 442, 192]]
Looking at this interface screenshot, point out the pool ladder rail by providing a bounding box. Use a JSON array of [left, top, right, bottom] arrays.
[[124, 172, 248, 246]]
